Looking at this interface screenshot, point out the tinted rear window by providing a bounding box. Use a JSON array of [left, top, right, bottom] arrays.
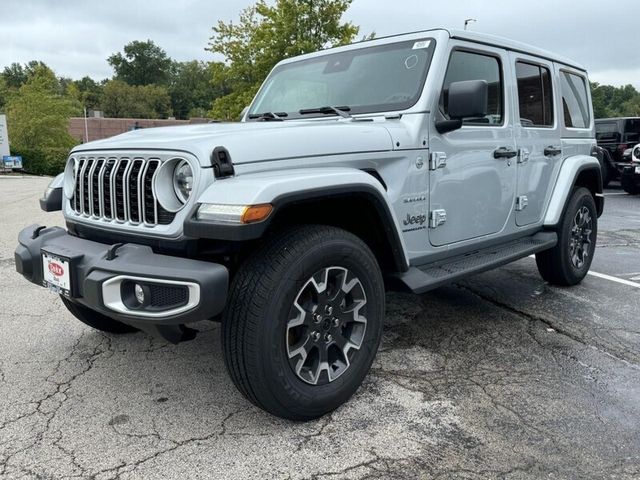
[[516, 62, 553, 127], [560, 71, 590, 128], [624, 119, 640, 143], [595, 122, 620, 142]]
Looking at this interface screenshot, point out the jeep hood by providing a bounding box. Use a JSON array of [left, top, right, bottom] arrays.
[[71, 120, 395, 166]]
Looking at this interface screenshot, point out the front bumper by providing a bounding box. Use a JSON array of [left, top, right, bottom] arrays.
[[15, 224, 229, 329]]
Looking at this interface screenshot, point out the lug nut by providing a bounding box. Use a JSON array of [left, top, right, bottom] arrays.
[[325, 305, 333, 315], [313, 313, 322, 323], [311, 331, 320, 341], [332, 318, 340, 327], [324, 333, 333, 343]]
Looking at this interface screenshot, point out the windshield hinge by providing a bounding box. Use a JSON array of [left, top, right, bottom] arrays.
[[429, 152, 447, 171]]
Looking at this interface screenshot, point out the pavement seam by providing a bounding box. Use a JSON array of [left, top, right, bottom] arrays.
[[457, 284, 640, 371]]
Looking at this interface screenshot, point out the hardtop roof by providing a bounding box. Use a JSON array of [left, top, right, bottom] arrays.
[[278, 28, 587, 72]]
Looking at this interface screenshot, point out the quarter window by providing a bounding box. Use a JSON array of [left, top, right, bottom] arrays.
[[440, 50, 503, 125], [560, 71, 590, 128], [516, 62, 553, 127]]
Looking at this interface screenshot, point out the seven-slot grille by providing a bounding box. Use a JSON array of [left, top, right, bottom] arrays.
[[70, 156, 175, 226]]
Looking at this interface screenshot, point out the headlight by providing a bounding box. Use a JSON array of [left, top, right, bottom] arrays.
[[62, 157, 78, 199], [153, 158, 195, 213], [173, 160, 193, 203]]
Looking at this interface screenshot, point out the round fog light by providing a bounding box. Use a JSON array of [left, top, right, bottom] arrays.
[[134, 284, 146, 305]]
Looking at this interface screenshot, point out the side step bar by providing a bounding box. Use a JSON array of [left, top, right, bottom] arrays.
[[393, 232, 557, 294]]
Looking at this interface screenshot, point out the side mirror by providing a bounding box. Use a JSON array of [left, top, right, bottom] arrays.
[[436, 80, 489, 134], [39, 173, 64, 212]]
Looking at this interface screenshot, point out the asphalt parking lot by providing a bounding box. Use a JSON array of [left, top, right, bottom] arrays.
[[1, 176, 639, 479]]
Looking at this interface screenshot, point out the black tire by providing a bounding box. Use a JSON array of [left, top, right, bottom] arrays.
[[535, 187, 597, 286], [599, 150, 614, 187], [222, 225, 385, 421], [621, 174, 640, 195], [60, 296, 139, 334]]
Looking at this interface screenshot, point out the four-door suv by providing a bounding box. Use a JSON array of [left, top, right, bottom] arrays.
[[595, 117, 640, 184], [16, 29, 603, 420]]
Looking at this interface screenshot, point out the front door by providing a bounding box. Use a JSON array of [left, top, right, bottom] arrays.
[[429, 45, 516, 247], [510, 54, 562, 226]]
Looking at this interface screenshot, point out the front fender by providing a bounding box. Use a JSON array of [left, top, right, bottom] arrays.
[[544, 155, 603, 226], [184, 167, 409, 270]]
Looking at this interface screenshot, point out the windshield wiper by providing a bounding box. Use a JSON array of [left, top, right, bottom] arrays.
[[299, 106, 351, 119], [247, 111, 288, 121]]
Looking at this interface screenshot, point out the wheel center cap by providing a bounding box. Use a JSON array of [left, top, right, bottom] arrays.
[[322, 318, 331, 331]]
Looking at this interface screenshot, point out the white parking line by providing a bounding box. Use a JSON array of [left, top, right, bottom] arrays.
[[586, 271, 640, 289], [527, 255, 640, 289]]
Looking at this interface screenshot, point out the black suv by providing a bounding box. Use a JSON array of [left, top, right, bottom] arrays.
[[595, 117, 640, 185]]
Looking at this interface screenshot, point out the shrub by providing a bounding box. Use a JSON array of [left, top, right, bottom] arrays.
[[13, 146, 70, 176]]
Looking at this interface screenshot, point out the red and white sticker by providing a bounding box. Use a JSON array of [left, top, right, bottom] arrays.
[[42, 252, 71, 292]]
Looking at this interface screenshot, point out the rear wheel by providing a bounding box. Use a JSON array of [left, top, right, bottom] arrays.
[[222, 225, 384, 420], [60, 297, 139, 334], [536, 187, 597, 286]]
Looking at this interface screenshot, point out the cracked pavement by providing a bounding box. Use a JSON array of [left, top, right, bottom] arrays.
[[1, 176, 639, 479]]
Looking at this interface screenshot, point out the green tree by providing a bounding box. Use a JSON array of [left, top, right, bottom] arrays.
[[101, 80, 171, 118], [0, 77, 9, 112], [108, 40, 173, 86], [2, 63, 27, 89], [169, 61, 229, 119], [207, 0, 361, 120], [621, 96, 640, 117], [66, 76, 104, 111], [591, 82, 640, 118], [6, 65, 80, 174]]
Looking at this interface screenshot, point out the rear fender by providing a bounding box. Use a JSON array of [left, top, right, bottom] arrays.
[[544, 155, 603, 226]]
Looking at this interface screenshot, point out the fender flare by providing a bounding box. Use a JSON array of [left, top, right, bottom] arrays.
[[183, 168, 409, 271], [544, 155, 603, 227]]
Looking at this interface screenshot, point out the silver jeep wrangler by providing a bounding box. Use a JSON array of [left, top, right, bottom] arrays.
[[16, 29, 603, 420]]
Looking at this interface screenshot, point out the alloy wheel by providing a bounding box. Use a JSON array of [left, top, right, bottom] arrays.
[[569, 206, 593, 269], [286, 266, 367, 385]]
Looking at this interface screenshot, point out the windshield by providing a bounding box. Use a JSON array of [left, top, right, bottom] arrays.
[[248, 38, 436, 120]]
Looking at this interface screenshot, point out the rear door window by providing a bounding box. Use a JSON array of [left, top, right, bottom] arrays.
[[560, 71, 590, 128], [515, 62, 553, 127]]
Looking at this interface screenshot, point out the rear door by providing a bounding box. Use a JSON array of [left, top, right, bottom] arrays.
[[428, 44, 516, 246], [510, 54, 561, 226]]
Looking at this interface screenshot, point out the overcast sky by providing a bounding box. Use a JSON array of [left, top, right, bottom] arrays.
[[0, 0, 638, 88]]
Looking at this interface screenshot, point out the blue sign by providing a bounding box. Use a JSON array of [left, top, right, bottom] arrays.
[[3, 156, 23, 169]]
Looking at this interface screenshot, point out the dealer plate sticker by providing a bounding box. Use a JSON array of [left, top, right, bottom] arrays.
[[42, 252, 71, 295]]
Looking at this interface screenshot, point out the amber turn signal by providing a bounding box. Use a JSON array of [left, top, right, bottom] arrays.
[[241, 204, 273, 224]]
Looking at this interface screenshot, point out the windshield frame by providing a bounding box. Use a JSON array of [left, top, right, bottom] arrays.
[[247, 38, 437, 121]]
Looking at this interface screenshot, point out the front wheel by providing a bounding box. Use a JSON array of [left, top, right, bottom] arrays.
[[222, 225, 385, 420], [535, 187, 597, 286]]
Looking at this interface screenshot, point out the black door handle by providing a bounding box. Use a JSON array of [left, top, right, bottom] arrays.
[[544, 146, 562, 156], [493, 147, 518, 159]]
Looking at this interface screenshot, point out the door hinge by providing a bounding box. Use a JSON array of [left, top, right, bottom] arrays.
[[515, 195, 528, 211], [429, 209, 447, 228], [517, 148, 530, 164], [429, 152, 447, 171]]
